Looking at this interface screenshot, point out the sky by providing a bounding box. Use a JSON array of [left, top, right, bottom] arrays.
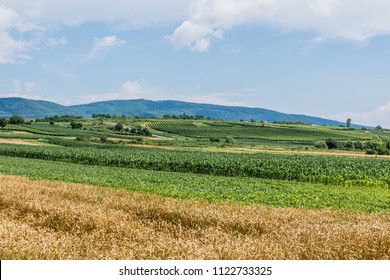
[[1, 0, 390, 127]]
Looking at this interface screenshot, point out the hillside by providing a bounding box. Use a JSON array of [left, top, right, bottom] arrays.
[[0, 98, 71, 118], [0, 97, 347, 126]]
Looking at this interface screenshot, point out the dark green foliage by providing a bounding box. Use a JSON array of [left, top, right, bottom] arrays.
[[325, 138, 338, 149], [92, 114, 112, 118], [70, 122, 83, 129], [9, 115, 25, 125], [36, 115, 84, 123], [0, 118, 7, 129], [114, 123, 123, 131], [209, 137, 220, 142]]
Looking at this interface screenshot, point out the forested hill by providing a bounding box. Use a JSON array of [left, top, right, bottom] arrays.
[[0, 97, 346, 126]]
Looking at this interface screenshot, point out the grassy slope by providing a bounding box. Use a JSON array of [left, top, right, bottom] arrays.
[[0, 155, 388, 213]]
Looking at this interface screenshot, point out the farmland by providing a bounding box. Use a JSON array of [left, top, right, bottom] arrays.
[[0, 117, 389, 259]]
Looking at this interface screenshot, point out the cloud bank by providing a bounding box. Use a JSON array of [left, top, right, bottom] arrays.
[[3, 0, 390, 59], [330, 102, 390, 128], [170, 0, 390, 51]]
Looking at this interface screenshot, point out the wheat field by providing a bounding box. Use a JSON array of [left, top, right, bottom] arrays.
[[0, 174, 389, 260]]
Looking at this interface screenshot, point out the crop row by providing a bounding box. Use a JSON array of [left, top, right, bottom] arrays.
[[1, 155, 388, 213], [0, 144, 390, 188], [149, 121, 372, 141]]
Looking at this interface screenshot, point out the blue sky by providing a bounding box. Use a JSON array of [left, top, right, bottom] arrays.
[[1, 0, 390, 127]]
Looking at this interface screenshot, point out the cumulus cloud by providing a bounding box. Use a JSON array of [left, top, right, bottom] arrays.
[[330, 102, 390, 128], [170, 0, 390, 51], [0, 5, 33, 64], [4, 1, 390, 54], [86, 36, 125, 60]]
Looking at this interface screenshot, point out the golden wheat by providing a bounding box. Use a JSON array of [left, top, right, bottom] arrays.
[[0, 174, 389, 260]]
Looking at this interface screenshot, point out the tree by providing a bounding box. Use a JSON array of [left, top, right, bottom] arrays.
[[114, 123, 123, 131], [346, 118, 352, 128], [70, 121, 83, 129], [0, 118, 7, 129], [9, 115, 25, 125]]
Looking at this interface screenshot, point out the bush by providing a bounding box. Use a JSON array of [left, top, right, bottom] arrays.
[[314, 140, 326, 149], [209, 137, 220, 142], [225, 136, 236, 145], [365, 137, 389, 155], [325, 138, 338, 149], [343, 140, 354, 150], [354, 141, 364, 150]]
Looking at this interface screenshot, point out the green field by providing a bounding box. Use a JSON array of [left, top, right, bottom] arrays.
[[0, 117, 389, 214], [0, 155, 388, 213]]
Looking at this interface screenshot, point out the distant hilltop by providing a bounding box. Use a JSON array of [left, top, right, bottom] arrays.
[[0, 97, 353, 127]]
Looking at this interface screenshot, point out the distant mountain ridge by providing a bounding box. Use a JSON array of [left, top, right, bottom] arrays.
[[0, 97, 348, 126]]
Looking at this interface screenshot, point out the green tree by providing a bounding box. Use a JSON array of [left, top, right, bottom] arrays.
[[70, 121, 83, 129], [346, 118, 352, 128], [114, 123, 123, 131], [9, 115, 25, 125], [0, 118, 7, 129]]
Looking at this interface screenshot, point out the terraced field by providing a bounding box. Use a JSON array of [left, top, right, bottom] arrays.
[[147, 120, 374, 141]]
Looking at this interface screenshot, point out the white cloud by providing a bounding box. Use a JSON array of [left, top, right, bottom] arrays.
[[0, 0, 192, 27], [4, 1, 390, 55], [3, 80, 42, 100], [0, 5, 33, 64], [86, 36, 125, 60], [330, 102, 390, 128], [170, 0, 390, 51]]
